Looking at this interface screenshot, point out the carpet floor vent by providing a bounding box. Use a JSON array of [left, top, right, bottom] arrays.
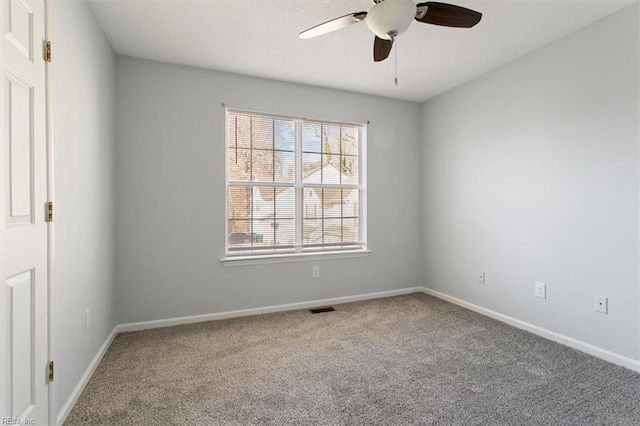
[[309, 307, 336, 314]]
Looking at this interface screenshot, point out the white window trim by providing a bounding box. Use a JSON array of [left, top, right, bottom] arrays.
[[221, 249, 372, 266], [223, 108, 368, 262]]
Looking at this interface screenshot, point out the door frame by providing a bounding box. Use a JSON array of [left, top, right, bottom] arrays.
[[45, 1, 56, 425]]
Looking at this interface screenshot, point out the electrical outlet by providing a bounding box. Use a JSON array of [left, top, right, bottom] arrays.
[[477, 272, 485, 284], [85, 308, 91, 331], [312, 266, 320, 278], [535, 282, 546, 299], [595, 296, 608, 314]]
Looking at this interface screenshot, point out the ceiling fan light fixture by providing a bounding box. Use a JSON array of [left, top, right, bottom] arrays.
[[365, 0, 417, 40], [299, 1, 482, 63]]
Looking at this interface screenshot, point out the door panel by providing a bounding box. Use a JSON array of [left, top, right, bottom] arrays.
[[7, 74, 34, 224], [7, 269, 35, 417], [5, 0, 33, 60], [1, 0, 48, 424]]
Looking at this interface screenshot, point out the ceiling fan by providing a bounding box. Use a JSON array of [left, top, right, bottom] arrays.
[[299, 0, 482, 62]]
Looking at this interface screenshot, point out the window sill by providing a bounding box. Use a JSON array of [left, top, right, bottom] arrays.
[[221, 249, 372, 267]]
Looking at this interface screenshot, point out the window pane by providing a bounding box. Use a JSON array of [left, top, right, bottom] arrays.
[[302, 122, 321, 153], [274, 119, 295, 183], [343, 218, 360, 243], [303, 219, 322, 244], [304, 188, 322, 219], [228, 219, 252, 248], [323, 218, 342, 244], [252, 149, 274, 182], [341, 126, 359, 156], [322, 188, 342, 218], [275, 150, 295, 183], [275, 187, 295, 219], [341, 155, 358, 184], [252, 218, 274, 247], [323, 125, 341, 159], [234, 114, 251, 148], [251, 117, 273, 150], [253, 187, 275, 220], [303, 153, 322, 184], [321, 156, 342, 184], [275, 120, 295, 151], [228, 147, 251, 181], [343, 189, 359, 218], [275, 219, 294, 246], [228, 186, 251, 220]]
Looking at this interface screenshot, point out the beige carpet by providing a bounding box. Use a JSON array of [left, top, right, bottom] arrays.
[[65, 293, 640, 425]]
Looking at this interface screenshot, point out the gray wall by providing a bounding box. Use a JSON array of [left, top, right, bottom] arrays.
[[421, 5, 639, 360], [54, 0, 116, 415], [114, 57, 424, 323]]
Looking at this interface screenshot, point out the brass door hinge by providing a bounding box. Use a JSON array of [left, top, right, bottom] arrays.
[[45, 41, 52, 63], [48, 361, 54, 382], [46, 201, 53, 222]]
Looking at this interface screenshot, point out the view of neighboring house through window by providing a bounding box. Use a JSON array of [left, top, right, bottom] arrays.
[[226, 109, 366, 256]]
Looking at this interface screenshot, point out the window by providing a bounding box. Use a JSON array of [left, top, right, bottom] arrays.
[[225, 109, 366, 258]]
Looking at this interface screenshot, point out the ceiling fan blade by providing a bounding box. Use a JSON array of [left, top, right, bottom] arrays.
[[415, 2, 481, 28], [373, 36, 393, 62], [299, 12, 367, 39]]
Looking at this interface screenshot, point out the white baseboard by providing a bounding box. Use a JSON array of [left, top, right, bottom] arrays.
[[56, 326, 118, 426], [420, 286, 640, 373], [117, 287, 424, 333]]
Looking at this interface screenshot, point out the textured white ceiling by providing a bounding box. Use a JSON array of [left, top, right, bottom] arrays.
[[87, 0, 634, 102]]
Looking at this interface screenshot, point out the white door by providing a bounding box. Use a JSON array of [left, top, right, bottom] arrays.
[[1, 0, 49, 424]]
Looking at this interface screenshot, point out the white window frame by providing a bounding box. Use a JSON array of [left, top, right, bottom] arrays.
[[222, 108, 369, 265]]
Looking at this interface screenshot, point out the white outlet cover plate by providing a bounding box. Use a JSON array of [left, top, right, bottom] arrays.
[[535, 282, 546, 299], [595, 296, 608, 314]]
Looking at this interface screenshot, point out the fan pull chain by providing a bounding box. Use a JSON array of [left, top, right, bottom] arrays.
[[394, 38, 398, 86]]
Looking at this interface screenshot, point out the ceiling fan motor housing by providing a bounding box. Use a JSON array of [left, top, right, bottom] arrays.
[[366, 0, 417, 40]]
